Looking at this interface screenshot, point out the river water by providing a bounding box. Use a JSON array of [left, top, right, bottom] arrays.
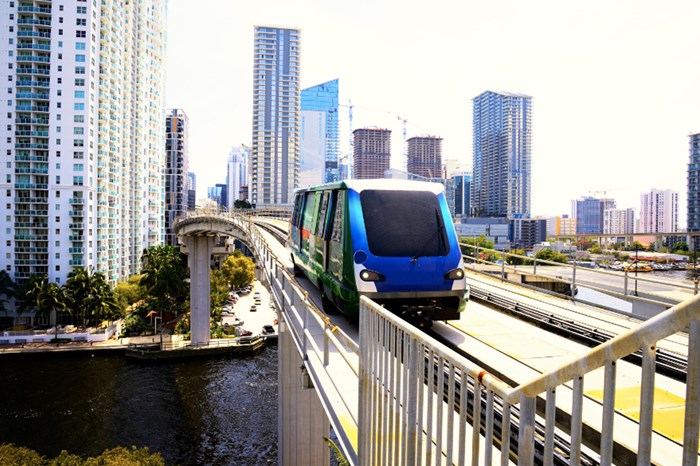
[[0, 346, 278, 465]]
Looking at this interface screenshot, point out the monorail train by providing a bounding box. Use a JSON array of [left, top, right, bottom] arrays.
[[286, 179, 468, 324]]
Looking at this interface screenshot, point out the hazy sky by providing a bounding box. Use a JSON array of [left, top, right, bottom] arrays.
[[165, 0, 700, 225]]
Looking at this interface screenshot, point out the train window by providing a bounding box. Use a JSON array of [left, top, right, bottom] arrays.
[[315, 191, 330, 237], [291, 194, 302, 227], [330, 190, 344, 243], [301, 192, 315, 231], [360, 190, 449, 257]]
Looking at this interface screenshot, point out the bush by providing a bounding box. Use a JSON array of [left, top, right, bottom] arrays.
[[0, 444, 165, 466]]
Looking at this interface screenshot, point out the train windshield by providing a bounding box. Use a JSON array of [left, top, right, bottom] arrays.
[[360, 189, 449, 257]]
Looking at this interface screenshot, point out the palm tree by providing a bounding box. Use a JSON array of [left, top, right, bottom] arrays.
[[65, 267, 121, 327], [140, 245, 189, 314], [20, 276, 69, 340]]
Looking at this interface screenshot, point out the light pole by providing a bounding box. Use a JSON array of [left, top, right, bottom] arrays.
[[154, 315, 161, 336], [634, 243, 639, 297]]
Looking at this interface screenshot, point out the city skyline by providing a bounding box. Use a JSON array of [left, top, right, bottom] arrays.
[[165, 0, 699, 224]]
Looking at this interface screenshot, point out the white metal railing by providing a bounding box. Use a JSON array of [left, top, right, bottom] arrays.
[[244, 214, 362, 463], [232, 214, 700, 465], [359, 289, 700, 466]]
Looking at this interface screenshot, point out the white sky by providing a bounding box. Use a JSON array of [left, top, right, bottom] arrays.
[[164, 0, 700, 225]]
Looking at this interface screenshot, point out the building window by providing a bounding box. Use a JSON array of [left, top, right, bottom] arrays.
[[73, 176, 83, 185], [75, 54, 85, 62]]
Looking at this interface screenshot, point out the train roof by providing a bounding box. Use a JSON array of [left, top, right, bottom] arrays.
[[294, 178, 446, 195]]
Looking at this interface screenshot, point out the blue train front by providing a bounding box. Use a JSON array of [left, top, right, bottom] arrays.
[[287, 179, 469, 324]]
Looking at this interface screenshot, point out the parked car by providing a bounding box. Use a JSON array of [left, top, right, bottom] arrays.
[[250, 305, 257, 312], [238, 328, 252, 336], [262, 324, 275, 335], [232, 317, 244, 326]]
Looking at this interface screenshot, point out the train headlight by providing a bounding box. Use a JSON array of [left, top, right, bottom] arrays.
[[359, 269, 385, 282], [444, 268, 465, 280]]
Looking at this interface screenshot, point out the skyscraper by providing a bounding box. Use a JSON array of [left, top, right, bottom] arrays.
[[300, 79, 339, 186], [573, 197, 616, 234], [640, 188, 678, 233], [226, 146, 249, 208], [353, 128, 392, 179], [165, 109, 189, 246], [0, 0, 167, 285], [472, 91, 532, 218], [251, 26, 301, 206], [689, 134, 700, 244], [187, 172, 197, 211], [452, 173, 471, 218], [407, 136, 442, 179]]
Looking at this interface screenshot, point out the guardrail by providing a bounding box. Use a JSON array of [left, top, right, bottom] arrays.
[[359, 289, 700, 465], [235, 214, 700, 465], [243, 212, 361, 463], [461, 241, 696, 307]]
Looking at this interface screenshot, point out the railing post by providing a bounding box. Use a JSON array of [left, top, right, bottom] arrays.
[[533, 257, 537, 275], [682, 318, 700, 466], [518, 394, 536, 466], [571, 261, 577, 298], [501, 259, 505, 280], [623, 271, 629, 296]]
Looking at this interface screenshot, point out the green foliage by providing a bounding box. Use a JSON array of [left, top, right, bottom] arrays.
[[65, 268, 121, 327], [140, 245, 189, 315], [174, 313, 190, 337], [323, 437, 350, 466], [459, 235, 500, 262], [589, 246, 603, 254], [18, 275, 70, 327], [220, 250, 255, 290], [113, 276, 145, 313], [534, 248, 569, 264], [673, 241, 689, 252], [120, 312, 150, 337], [234, 199, 253, 209], [210, 269, 229, 314], [0, 444, 165, 466], [0, 270, 17, 315], [0, 443, 44, 465], [506, 249, 532, 265]]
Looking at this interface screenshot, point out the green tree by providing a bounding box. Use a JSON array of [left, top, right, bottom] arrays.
[[140, 245, 189, 315], [20, 276, 70, 339], [114, 275, 146, 313], [234, 199, 252, 209], [589, 246, 603, 254], [0, 270, 17, 317], [534, 248, 569, 264], [220, 250, 255, 290], [673, 241, 689, 253], [65, 268, 121, 328], [506, 249, 532, 265]]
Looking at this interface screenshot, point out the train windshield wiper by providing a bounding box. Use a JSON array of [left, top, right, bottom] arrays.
[[411, 210, 446, 263]]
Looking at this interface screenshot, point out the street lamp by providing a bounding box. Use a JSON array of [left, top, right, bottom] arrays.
[[154, 315, 161, 336]]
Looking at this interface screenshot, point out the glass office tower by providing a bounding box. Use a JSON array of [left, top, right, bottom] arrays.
[[300, 79, 339, 185], [165, 109, 189, 246], [251, 26, 301, 206], [689, 134, 700, 241], [472, 91, 532, 218]]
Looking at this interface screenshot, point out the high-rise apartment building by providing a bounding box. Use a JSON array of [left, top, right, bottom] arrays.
[[251, 26, 301, 206], [226, 146, 249, 209], [689, 134, 700, 239], [353, 128, 392, 179], [0, 0, 167, 285], [640, 188, 678, 233], [472, 91, 532, 218], [547, 215, 577, 237], [165, 109, 189, 246], [604, 208, 635, 235], [300, 79, 339, 186], [187, 172, 197, 211], [407, 136, 442, 179], [573, 197, 616, 234]]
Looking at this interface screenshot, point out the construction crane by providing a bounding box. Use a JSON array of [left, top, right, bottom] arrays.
[[397, 114, 408, 172], [338, 99, 354, 178]]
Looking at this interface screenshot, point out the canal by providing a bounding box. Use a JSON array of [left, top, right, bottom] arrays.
[[0, 345, 278, 465]]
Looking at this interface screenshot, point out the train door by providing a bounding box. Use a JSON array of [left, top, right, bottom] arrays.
[[313, 191, 331, 271], [326, 190, 344, 282], [289, 193, 303, 251], [300, 191, 316, 261]]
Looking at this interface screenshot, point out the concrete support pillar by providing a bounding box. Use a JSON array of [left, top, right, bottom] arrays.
[[181, 235, 215, 346], [279, 316, 330, 466]]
